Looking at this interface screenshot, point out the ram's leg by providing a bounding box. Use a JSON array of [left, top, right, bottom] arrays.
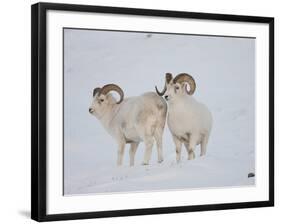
[[117, 141, 126, 166], [200, 134, 209, 156], [184, 142, 194, 160], [187, 135, 197, 160], [142, 136, 154, 165], [129, 142, 139, 166], [155, 127, 164, 163], [172, 135, 182, 163]]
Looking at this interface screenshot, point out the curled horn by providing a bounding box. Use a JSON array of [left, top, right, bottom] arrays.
[[155, 73, 173, 96], [93, 87, 101, 97], [99, 84, 124, 104], [173, 73, 196, 95]]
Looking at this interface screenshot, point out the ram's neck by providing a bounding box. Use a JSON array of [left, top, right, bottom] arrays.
[[168, 95, 195, 112], [99, 103, 119, 131]]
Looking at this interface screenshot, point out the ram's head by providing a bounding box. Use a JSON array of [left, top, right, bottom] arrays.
[[155, 73, 196, 101], [89, 84, 124, 118]]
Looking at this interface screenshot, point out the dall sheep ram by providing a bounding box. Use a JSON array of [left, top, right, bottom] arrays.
[[156, 73, 212, 162], [89, 84, 167, 166]]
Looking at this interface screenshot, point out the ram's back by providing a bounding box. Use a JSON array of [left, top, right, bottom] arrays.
[[115, 92, 167, 141]]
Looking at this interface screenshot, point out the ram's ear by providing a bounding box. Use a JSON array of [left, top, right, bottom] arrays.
[[165, 73, 173, 84], [93, 87, 101, 97], [184, 83, 191, 94]]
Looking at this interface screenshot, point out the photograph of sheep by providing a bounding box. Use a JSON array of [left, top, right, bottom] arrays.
[[63, 28, 255, 195]]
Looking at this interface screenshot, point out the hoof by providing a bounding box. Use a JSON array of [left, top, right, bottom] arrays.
[[158, 159, 164, 163], [142, 162, 149, 166]]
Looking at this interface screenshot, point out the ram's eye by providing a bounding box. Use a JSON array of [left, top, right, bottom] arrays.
[[100, 99, 104, 103], [175, 86, 179, 90]]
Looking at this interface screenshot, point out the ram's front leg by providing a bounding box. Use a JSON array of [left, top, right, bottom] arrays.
[[186, 135, 197, 160], [129, 142, 139, 166], [117, 141, 126, 166], [172, 135, 182, 163]]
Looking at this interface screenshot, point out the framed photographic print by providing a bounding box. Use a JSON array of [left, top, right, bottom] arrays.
[[31, 2, 274, 222]]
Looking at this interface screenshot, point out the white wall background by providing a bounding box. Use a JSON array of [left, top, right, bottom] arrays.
[[0, 0, 279, 223]]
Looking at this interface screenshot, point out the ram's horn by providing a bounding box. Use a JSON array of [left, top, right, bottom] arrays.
[[99, 84, 124, 104], [155, 85, 166, 96], [173, 73, 196, 95], [93, 87, 101, 97], [155, 73, 173, 96]]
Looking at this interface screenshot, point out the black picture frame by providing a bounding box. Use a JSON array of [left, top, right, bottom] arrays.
[[31, 2, 274, 222]]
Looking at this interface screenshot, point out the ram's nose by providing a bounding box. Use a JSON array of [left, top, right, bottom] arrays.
[[89, 108, 94, 113]]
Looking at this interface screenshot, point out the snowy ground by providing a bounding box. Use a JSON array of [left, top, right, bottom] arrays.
[[63, 29, 255, 195]]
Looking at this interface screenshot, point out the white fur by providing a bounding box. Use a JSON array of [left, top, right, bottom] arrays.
[[164, 81, 212, 162], [89, 91, 167, 166]]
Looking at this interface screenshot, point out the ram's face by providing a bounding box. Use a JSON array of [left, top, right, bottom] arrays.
[[89, 84, 124, 119], [155, 73, 196, 101], [89, 93, 109, 118], [164, 82, 185, 101]]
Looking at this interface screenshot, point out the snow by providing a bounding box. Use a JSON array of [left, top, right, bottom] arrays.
[[63, 29, 255, 195]]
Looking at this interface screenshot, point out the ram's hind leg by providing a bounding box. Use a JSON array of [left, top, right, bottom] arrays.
[[154, 127, 164, 163], [200, 134, 209, 156], [154, 101, 167, 163], [135, 111, 155, 165], [142, 136, 154, 165]]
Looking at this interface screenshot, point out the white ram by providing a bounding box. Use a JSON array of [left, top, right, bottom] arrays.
[[89, 84, 167, 166], [155, 73, 212, 162]]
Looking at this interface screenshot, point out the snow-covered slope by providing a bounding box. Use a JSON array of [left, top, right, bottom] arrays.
[[63, 29, 255, 195]]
